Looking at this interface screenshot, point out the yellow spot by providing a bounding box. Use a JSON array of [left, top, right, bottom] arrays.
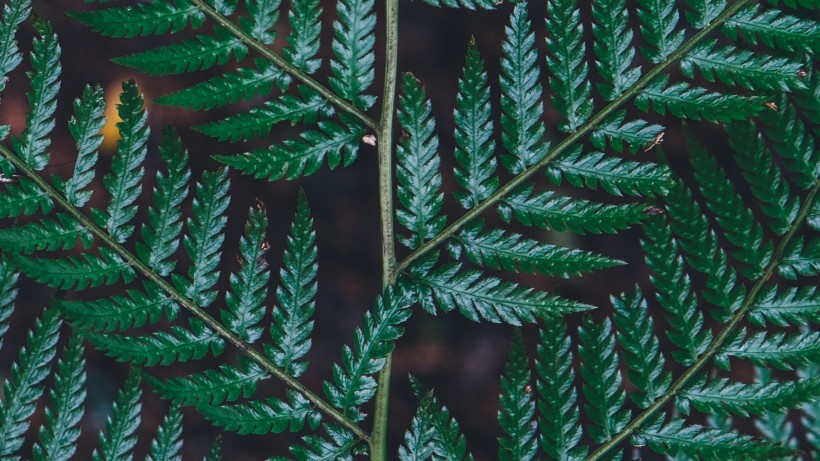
[[100, 83, 124, 153]]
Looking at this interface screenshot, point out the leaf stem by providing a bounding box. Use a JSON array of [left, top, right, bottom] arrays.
[[395, 0, 755, 274], [371, 0, 401, 458], [586, 179, 819, 460], [0, 144, 370, 442], [189, 0, 379, 131]]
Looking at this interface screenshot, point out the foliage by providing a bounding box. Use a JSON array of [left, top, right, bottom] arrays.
[[0, 0, 817, 459]]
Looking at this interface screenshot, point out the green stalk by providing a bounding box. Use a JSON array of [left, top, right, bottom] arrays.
[[190, 0, 379, 131], [371, 0, 401, 458], [395, 0, 755, 274], [586, 180, 820, 460], [0, 144, 369, 442]]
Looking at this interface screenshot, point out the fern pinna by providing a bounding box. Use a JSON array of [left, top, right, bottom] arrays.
[[0, 0, 817, 459]]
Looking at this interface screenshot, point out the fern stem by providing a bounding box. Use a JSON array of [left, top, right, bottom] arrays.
[[396, 0, 755, 274], [586, 179, 820, 461], [189, 0, 379, 131], [372, 0, 401, 458], [0, 144, 370, 442]]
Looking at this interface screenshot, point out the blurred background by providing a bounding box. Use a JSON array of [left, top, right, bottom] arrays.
[[0, 0, 793, 459]]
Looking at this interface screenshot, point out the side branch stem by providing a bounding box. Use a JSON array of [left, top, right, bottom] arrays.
[[371, 0, 401, 458], [190, 0, 379, 131], [586, 180, 819, 460], [0, 145, 369, 441], [395, 0, 754, 274]]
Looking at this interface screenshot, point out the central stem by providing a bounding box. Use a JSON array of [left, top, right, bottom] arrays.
[[371, 0, 400, 458]]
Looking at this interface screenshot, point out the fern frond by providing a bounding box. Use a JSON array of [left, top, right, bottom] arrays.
[[268, 190, 317, 377], [500, 186, 649, 235], [32, 336, 86, 461], [203, 435, 223, 461], [329, 0, 376, 110], [135, 126, 190, 277], [453, 40, 497, 209], [396, 73, 445, 250], [10, 247, 136, 290], [724, 5, 819, 54], [409, 258, 594, 325], [801, 364, 820, 453], [546, 0, 592, 132], [149, 359, 265, 406], [612, 288, 671, 409], [420, 0, 497, 9], [146, 404, 183, 461], [500, 4, 549, 173], [0, 212, 91, 253], [154, 59, 287, 111], [13, 21, 59, 171], [92, 371, 143, 461], [450, 221, 624, 278], [62, 84, 105, 207], [591, 111, 664, 154], [113, 27, 246, 76], [289, 424, 360, 461], [0, 0, 30, 85], [59, 282, 177, 333], [221, 206, 269, 343], [592, 0, 639, 101], [0, 180, 52, 218], [69, 1, 205, 38], [0, 260, 17, 349], [0, 307, 61, 458], [779, 236, 819, 280], [547, 148, 672, 197], [637, 419, 797, 460], [498, 330, 537, 461], [750, 286, 819, 327], [242, 0, 281, 44], [398, 391, 435, 461], [199, 390, 320, 435], [635, 0, 684, 63], [93, 80, 148, 243], [535, 321, 586, 461], [685, 0, 727, 29], [760, 95, 819, 190], [283, 0, 322, 73], [406, 379, 475, 461], [679, 376, 820, 417], [682, 40, 806, 92], [754, 367, 799, 450], [635, 76, 765, 123], [717, 330, 820, 370]]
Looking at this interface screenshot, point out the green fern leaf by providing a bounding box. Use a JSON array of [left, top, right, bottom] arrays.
[[612, 288, 671, 409], [0, 212, 91, 253], [724, 5, 819, 54], [93, 80, 148, 243], [406, 379, 475, 461], [636, 76, 765, 123], [637, 419, 797, 460], [682, 40, 806, 92], [32, 336, 86, 461], [498, 330, 537, 461], [196, 87, 332, 142], [12, 22, 59, 171], [779, 236, 819, 280], [754, 367, 799, 451], [398, 387, 435, 461], [396, 73, 445, 250], [0, 0, 30, 86], [330, 0, 376, 110], [148, 359, 264, 406], [323, 288, 411, 421], [0, 307, 61, 458], [69, 0, 205, 38], [500, 4, 549, 173], [409, 258, 594, 325], [717, 330, 820, 370], [679, 376, 820, 417], [85, 320, 225, 367], [453, 40, 497, 209], [198, 390, 320, 435], [421, 0, 497, 9], [726, 121, 799, 235], [500, 186, 649, 235], [591, 111, 664, 154], [546, 0, 592, 132], [58, 282, 177, 332], [155, 59, 287, 110], [641, 215, 711, 365], [283, 0, 322, 73], [760, 95, 819, 190], [0, 261, 17, 349], [0, 178, 52, 218], [92, 371, 143, 461], [135, 126, 190, 277], [749, 286, 819, 327], [10, 247, 136, 290], [450, 221, 624, 278], [579, 317, 629, 446], [547, 148, 672, 197], [206, 0, 238, 16], [685, 0, 727, 29], [241, 0, 281, 44], [62, 84, 105, 207], [592, 0, 639, 100], [172, 168, 230, 307], [801, 364, 820, 454], [289, 424, 360, 461], [146, 404, 183, 461], [215, 120, 365, 181], [267, 190, 317, 377], [535, 321, 586, 461], [203, 435, 222, 461], [113, 27, 247, 76], [635, 0, 684, 63]]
